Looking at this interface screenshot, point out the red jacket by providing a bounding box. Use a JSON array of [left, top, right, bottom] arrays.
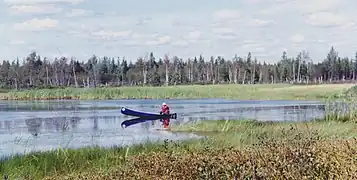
[[161, 105, 170, 114]]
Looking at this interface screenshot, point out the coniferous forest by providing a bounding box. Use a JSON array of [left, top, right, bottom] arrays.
[[1, 46, 356, 90]]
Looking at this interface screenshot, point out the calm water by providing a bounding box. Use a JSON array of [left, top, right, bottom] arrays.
[[0, 99, 327, 157]]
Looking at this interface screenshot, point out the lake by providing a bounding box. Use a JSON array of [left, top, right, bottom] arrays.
[[0, 99, 328, 157]]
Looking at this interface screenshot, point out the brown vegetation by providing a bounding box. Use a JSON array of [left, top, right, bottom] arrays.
[[44, 128, 357, 179]]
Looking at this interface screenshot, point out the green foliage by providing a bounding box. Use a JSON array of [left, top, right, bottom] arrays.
[[1, 83, 357, 179], [5, 83, 353, 100], [1, 47, 357, 89], [342, 85, 357, 98], [0, 141, 186, 179]]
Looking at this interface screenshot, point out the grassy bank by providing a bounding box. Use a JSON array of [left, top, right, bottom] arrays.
[[3, 83, 355, 100], [2, 118, 357, 179]]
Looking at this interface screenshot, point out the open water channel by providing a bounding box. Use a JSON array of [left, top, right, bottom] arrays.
[[0, 99, 328, 157]]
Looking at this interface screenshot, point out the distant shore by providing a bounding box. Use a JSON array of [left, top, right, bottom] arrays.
[[1, 83, 354, 101]]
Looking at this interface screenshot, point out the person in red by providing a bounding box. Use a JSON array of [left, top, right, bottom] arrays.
[[160, 102, 170, 128]]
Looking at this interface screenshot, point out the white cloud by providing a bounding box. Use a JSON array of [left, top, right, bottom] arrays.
[[258, 0, 340, 16], [212, 9, 240, 22], [65, 9, 90, 17], [240, 40, 261, 45], [239, 42, 267, 54], [260, 0, 339, 14], [13, 18, 58, 31], [187, 31, 201, 41], [306, 12, 348, 27], [240, 41, 264, 49], [91, 30, 132, 40], [172, 40, 189, 47], [3, 0, 85, 5], [67, 30, 84, 38], [136, 17, 152, 26], [235, 40, 266, 50], [259, 6, 281, 15], [257, 1, 292, 15], [296, 0, 339, 13], [290, 34, 305, 43], [247, 19, 274, 27], [251, 47, 266, 53], [9, 40, 25, 45], [2, 0, 357, 62], [145, 35, 171, 46], [131, 33, 144, 39], [211, 27, 237, 40], [244, 0, 263, 3], [9, 4, 62, 14], [212, 27, 234, 35]]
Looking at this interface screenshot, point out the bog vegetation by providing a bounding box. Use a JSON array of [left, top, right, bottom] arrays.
[[2, 91, 357, 180], [4, 83, 355, 100], [1, 119, 357, 179]]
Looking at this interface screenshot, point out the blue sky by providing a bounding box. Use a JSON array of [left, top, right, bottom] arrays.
[[0, 0, 356, 63]]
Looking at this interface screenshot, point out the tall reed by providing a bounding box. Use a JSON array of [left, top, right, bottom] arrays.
[[5, 83, 354, 100]]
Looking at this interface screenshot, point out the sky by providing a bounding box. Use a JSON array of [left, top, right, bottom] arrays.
[[0, 0, 357, 63]]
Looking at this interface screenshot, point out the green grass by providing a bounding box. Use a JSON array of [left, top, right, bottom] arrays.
[[1, 117, 357, 179], [171, 119, 357, 148], [4, 83, 355, 100], [1, 84, 357, 178], [0, 139, 196, 179]]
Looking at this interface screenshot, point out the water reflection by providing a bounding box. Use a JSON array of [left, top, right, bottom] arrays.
[[19, 115, 186, 136], [178, 104, 326, 122], [25, 117, 81, 135], [0, 104, 328, 136], [0, 101, 121, 112], [25, 118, 41, 136], [0, 99, 350, 157], [93, 116, 98, 131]]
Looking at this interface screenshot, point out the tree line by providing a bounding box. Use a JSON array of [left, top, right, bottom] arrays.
[[0, 46, 356, 89]]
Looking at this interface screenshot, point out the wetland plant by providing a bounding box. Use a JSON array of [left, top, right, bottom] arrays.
[[5, 84, 352, 100], [1, 85, 357, 179], [2, 117, 357, 179]]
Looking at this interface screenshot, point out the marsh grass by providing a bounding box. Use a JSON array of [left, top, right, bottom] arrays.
[[110, 138, 357, 179], [172, 119, 357, 147], [111, 119, 357, 179], [5, 83, 355, 100], [39, 118, 357, 180], [0, 139, 208, 179], [2, 84, 357, 179], [321, 96, 357, 123], [2, 117, 357, 179]]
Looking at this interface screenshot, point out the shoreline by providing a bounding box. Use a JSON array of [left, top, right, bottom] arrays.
[[2, 118, 357, 179], [1, 83, 354, 101]]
